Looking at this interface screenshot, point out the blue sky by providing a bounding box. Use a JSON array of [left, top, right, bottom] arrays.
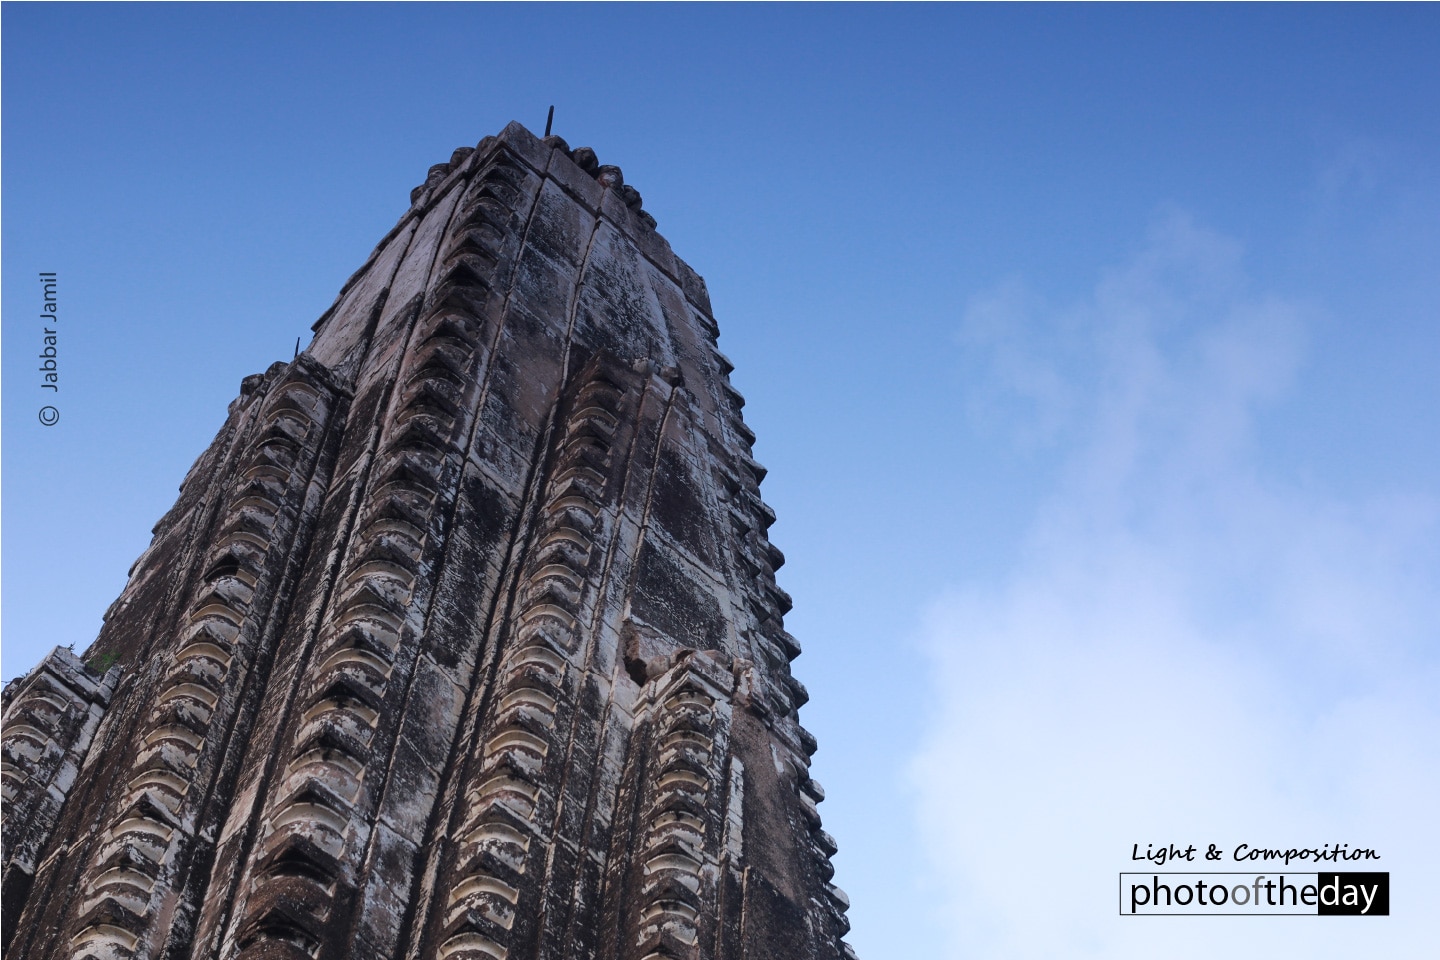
[[5, 5, 1438, 957]]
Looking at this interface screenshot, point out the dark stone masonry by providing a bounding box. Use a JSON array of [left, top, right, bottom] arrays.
[[1, 122, 853, 960]]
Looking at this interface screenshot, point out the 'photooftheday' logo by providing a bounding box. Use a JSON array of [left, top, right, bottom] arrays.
[[1120, 873, 1389, 916]]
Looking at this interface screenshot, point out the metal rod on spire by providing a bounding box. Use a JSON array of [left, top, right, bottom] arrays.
[[545, 105, 554, 138]]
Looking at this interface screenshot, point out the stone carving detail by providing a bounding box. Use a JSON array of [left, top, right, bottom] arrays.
[[61, 364, 340, 960], [626, 654, 734, 960], [1, 648, 118, 944], [225, 157, 532, 960], [2, 122, 852, 960], [436, 360, 632, 960]]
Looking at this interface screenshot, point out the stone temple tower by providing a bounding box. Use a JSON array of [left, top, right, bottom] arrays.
[[1, 122, 853, 960]]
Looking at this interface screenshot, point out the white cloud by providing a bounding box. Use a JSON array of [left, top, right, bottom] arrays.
[[914, 212, 1440, 958]]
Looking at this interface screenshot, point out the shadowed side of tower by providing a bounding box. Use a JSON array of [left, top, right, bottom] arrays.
[[1, 122, 854, 960]]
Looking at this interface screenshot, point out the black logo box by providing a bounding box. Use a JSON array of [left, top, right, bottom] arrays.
[[1318, 872, 1389, 916]]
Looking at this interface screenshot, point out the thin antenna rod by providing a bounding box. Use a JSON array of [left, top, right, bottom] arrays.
[[294, 337, 301, 359], [544, 105, 554, 138]]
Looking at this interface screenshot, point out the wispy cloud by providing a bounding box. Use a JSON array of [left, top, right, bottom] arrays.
[[913, 212, 1440, 958]]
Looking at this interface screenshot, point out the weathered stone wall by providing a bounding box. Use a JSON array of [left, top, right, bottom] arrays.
[[1, 648, 119, 949], [1, 122, 853, 960]]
